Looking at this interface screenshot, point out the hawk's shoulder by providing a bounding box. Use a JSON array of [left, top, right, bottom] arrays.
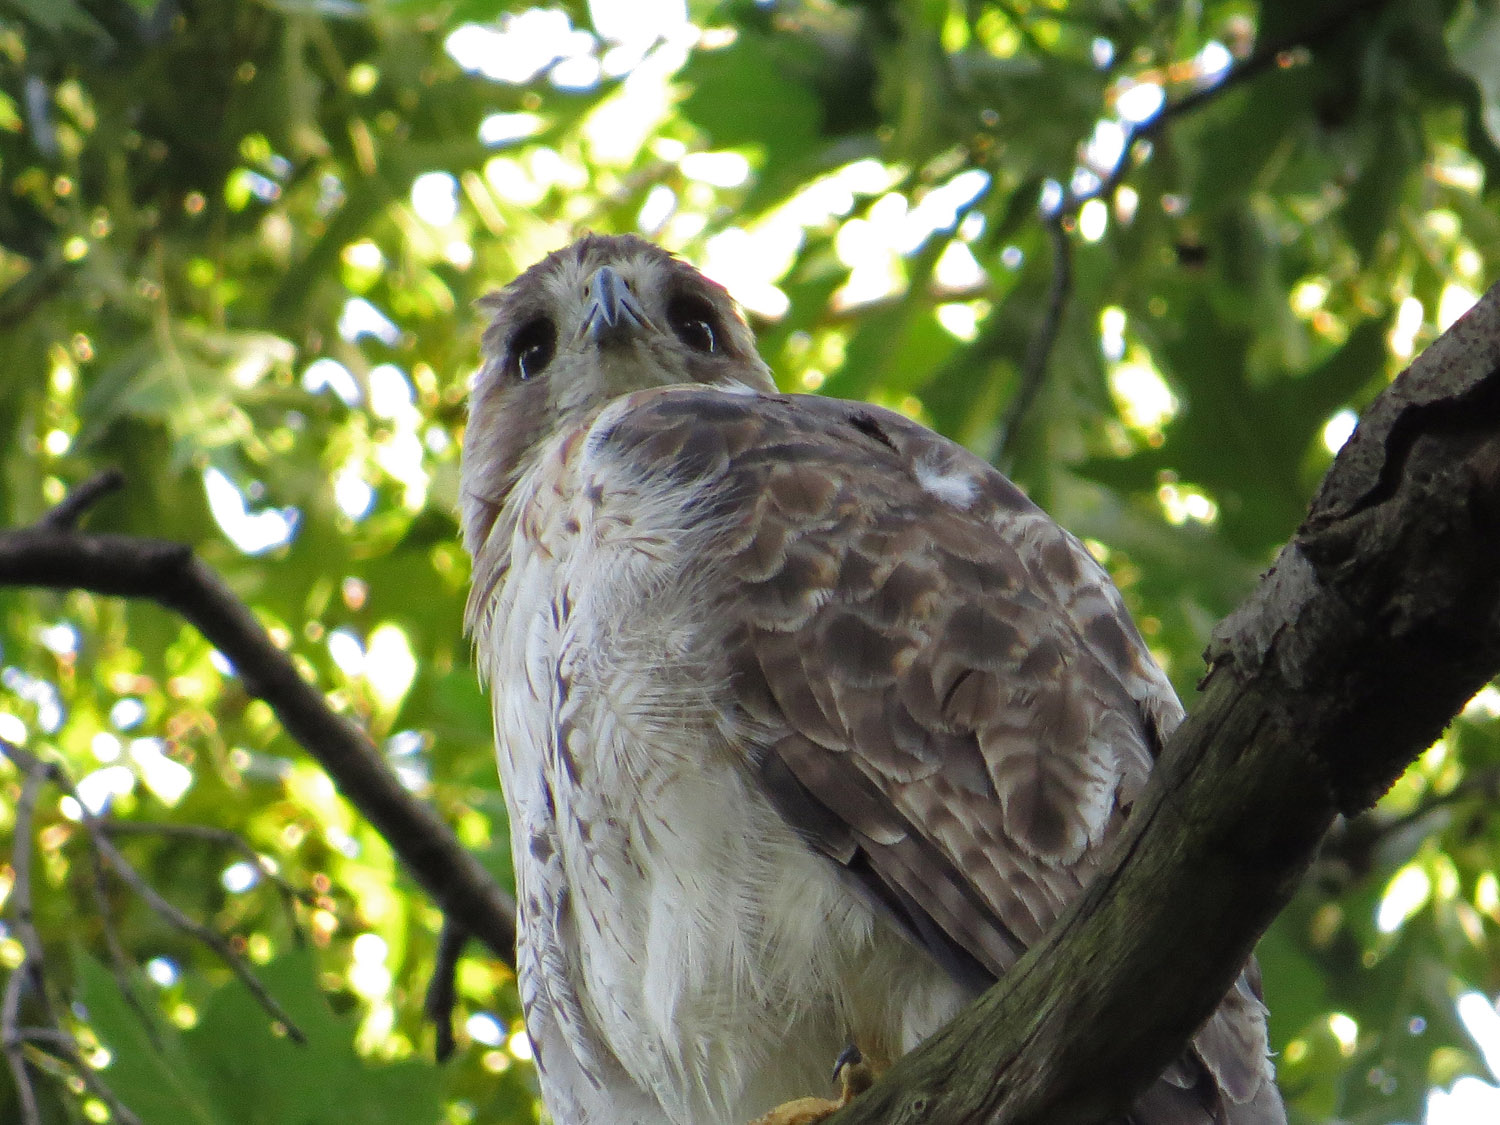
[[584, 384, 1178, 749], [585, 384, 1182, 849]]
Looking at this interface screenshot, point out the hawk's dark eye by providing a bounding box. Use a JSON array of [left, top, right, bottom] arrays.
[[667, 294, 720, 354], [509, 316, 556, 380]]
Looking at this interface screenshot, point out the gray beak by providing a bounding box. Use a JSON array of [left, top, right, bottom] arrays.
[[582, 265, 648, 346]]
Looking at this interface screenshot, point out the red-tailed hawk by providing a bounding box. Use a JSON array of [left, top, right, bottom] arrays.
[[460, 233, 1283, 1125]]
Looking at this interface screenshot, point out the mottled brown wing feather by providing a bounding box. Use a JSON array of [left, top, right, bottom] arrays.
[[592, 385, 1277, 1121], [597, 388, 1174, 970]]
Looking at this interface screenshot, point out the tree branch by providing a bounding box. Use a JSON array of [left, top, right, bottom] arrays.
[[1, 752, 143, 1125], [1, 740, 307, 1044], [827, 283, 1500, 1124], [3, 758, 53, 1125], [1068, 0, 1392, 215], [1002, 0, 1395, 454], [38, 468, 124, 530], [101, 819, 316, 932], [424, 917, 471, 1064], [994, 218, 1071, 464], [0, 525, 518, 971]]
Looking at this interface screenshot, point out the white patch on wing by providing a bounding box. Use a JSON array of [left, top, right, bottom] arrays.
[[914, 459, 979, 509]]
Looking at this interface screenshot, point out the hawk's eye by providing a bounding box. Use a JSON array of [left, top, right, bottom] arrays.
[[667, 294, 720, 354], [509, 316, 556, 381]]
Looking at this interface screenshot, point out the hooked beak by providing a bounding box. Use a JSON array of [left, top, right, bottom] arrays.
[[580, 265, 648, 346]]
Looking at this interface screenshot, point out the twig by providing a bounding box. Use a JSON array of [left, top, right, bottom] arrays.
[[748, 277, 997, 334], [39, 468, 124, 530], [0, 518, 518, 969], [994, 218, 1072, 464], [569, 157, 676, 233], [986, 0, 1048, 59], [424, 917, 470, 1063], [101, 820, 315, 938], [80, 819, 313, 1058], [1315, 763, 1500, 881], [1001, 0, 1394, 456], [12, 1027, 78, 1050], [0, 256, 72, 331], [0, 741, 307, 1044], [1, 748, 143, 1125], [80, 826, 163, 1053], [90, 830, 308, 1042], [1061, 0, 1392, 218], [3, 759, 48, 1125]]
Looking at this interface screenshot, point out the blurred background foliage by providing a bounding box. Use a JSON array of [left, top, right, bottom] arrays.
[[0, 0, 1498, 1122]]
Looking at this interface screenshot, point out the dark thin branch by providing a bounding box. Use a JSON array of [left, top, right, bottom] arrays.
[[12, 1027, 77, 1051], [985, 1, 1048, 59], [39, 468, 124, 530], [570, 157, 676, 232], [0, 522, 518, 970], [0, 741, 306, 1043], [101, 820, 314, 936], [3, 759, 48, 1125], [1065, 0, 1391, 217], [1001, 0, 1393, 455], [1373, 764, 1500, 837], [828, 282, 1500, 1123], [0, 257, 72, 331], [424, 917, 470, 1063], [80, 819, 162, 1053], [749, 278, 996, 334], [994, 218, 1071, 464], [1, 750, 143, 1125], [1316, 762, 1500, 883]]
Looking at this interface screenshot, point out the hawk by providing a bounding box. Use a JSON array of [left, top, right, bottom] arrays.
[[460, 233, 1283, 1125]]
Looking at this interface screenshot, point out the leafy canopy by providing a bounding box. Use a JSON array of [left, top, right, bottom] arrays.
[[1, 1, 1499, 1123]]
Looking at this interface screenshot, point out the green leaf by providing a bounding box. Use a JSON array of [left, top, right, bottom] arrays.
[[6, 0, 103, 35], [183, 949, 441, 1125], [1187, 69, 1316, 216], [1257, 919, 1332, 1050], [1079, 309, 1391, 557], [74, 954, 223, 1125], [1339, 109, 1419, 261], [678, 32, 823, 211]]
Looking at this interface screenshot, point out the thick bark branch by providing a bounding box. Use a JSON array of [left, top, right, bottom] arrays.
[[0, 530, 517, 968], [827, 288, 1500, 1125]]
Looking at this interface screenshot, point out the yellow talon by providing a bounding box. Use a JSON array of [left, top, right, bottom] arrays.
[[748, 1044, 877, 1125]]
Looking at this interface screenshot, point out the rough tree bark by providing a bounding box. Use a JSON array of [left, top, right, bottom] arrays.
[[827, 282, 1500, 1123]]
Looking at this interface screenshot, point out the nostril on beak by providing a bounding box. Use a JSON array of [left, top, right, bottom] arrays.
[[584, 265, 647, 345]]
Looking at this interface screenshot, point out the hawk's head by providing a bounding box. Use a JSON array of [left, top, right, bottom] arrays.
[[460, 233, 774, 554]]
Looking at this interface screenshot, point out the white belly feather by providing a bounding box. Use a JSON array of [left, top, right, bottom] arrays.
[[475, 414, 966, 1125]]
